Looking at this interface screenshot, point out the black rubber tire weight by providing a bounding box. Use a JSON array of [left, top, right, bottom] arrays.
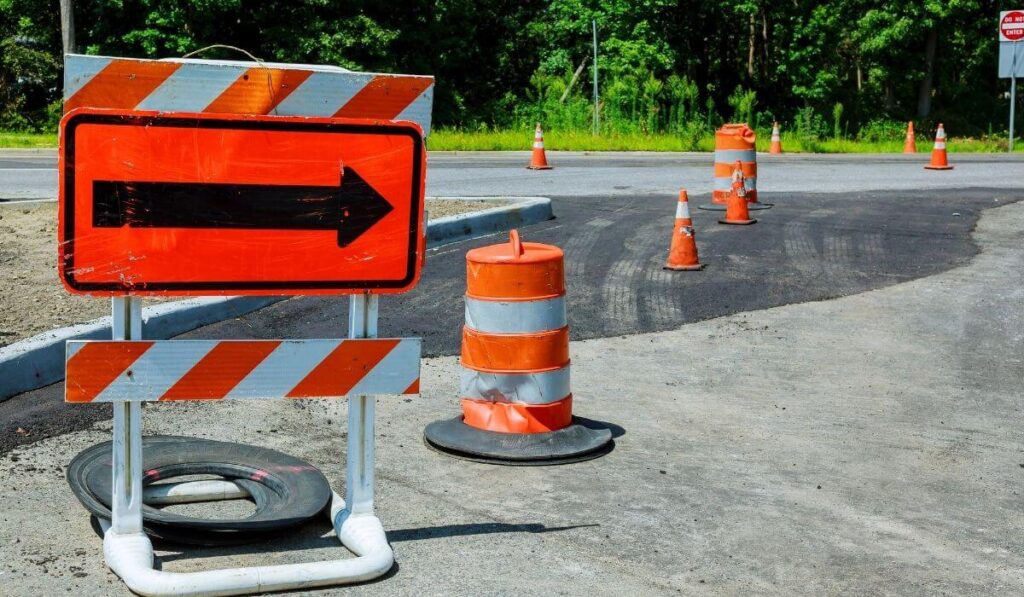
[[67, 436, 331, 546]]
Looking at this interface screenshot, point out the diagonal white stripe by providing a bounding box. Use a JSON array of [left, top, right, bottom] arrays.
[[272, 71, 366, 117], [66, 341, 87, 360], [346, 339, 421, 396], [393, 84, 434, 133], [64, 55, 114, 100], [135, 63, 243, 112], [225, 340, 338, 399], [94, 342, 216, 401]]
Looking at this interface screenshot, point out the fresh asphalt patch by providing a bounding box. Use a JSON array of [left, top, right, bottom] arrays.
[[1, 188, 1019, 453]]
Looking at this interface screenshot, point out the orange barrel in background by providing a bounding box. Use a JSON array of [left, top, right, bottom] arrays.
[[712, 123, 757, 204], [423, 230, 613, 465], [700, 123, 773, 211]]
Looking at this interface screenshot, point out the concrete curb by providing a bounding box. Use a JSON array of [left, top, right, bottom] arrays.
[[425, 196, 552, 247], [0, 196, 552, 400]]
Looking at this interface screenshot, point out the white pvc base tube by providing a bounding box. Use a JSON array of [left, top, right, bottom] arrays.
[[102, 493, 393, 597], [142, 480, 249, 505]]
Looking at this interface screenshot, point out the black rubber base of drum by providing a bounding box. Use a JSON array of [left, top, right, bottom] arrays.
[[698, 202, 774, 211], [423, 416, 614, 466]]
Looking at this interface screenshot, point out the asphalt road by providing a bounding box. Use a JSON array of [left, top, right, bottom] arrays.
[[2, 185, 1019, 453], [2, 149, 1023, 199]]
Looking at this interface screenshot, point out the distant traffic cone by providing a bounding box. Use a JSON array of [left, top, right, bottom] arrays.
[[769, 122, 783, 154], [664, 190, 703, 271], [903, 121, 917, 154], [924, 124, 953, 170], [719, 162, 757, 225], [527, 123, 552, 170]]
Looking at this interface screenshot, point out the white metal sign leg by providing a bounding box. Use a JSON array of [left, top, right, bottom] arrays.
[[345, 293, 379, 518], [110, 296, 143, 536]]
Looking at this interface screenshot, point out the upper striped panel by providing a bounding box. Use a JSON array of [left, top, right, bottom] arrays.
[[63, 54, 435, 135]]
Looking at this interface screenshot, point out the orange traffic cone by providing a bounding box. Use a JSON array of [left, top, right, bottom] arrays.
[[924, 124, 953, 170], [903, 121, 917, 154], [769, 122, 783, 154], [526, 123, 552, 170], [719, 162, 757, 225], [664, 190, 703, 271]]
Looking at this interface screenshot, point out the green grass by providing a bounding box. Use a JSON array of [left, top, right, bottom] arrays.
[[429, 128, 1020, 153], [0, 131, 58, 148], [3, 127, 1016, 153]]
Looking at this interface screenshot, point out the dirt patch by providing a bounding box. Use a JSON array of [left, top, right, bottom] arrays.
[[425, 198, 508, 219], [0, 198, 508, 347]]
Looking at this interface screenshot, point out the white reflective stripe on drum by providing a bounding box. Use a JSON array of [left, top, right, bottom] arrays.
[[460, 365, 571, 404], [464, 295, 567, 333], [713, 149, 756, 163], [714, 176, 758, 190], [675, 201, 691, 219]]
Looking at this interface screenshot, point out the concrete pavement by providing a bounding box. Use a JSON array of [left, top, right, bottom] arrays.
[[1, 198, 1021, 595]]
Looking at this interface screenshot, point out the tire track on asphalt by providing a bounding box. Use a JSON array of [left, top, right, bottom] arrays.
[[599, 217, 665, 335], [564, 217, 615, 294]]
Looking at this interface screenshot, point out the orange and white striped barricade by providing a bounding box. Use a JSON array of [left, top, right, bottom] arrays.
[[700, 122, 772, 211], [60, 55, 433, 595], [64, 54, 434, 133], [424, 230, 612, 464]]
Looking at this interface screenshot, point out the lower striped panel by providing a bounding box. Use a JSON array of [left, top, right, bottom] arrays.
[[65, 339, 420, 402], [460, 365, 570, 404]]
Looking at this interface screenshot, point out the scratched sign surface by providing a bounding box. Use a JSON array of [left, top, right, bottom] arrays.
[[58, 109, 425, 295]]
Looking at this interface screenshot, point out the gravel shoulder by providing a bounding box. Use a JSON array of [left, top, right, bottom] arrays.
[[0, 199, 503, 347]]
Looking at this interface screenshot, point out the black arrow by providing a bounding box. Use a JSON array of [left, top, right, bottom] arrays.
[[91, 167, 393, 248]]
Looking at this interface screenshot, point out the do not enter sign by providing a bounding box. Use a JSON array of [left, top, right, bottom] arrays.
[[59, 110, 425, 295], [1001, 10, 1024, 42]]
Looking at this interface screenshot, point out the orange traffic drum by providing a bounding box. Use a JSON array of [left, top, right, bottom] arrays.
[[424, 230, 613, 464]]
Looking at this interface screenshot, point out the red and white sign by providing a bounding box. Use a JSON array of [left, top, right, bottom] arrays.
[[59, 109, 425, 295], [65, 338, 421, 402], [1001, 10, 1024, 42]]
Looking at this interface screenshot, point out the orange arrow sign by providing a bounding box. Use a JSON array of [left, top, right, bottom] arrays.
[[59, 110, 425, 296]]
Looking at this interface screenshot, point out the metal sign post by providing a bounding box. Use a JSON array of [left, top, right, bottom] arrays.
[[999, 11, 1024, 151], [592, 19, 599, 135], [1012, 44, 1018, 152]]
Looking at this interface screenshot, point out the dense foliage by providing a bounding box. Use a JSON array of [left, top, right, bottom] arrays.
[[0, 0, 1019, 139]]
